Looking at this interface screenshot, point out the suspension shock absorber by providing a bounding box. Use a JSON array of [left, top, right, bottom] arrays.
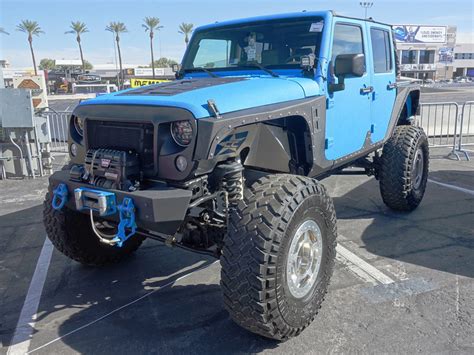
[[215, 160, 244, 206]]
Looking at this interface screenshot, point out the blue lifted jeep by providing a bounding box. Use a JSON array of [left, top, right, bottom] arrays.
[[44, 11, 428, 340]]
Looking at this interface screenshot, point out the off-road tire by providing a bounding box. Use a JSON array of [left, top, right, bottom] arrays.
[[43, 191, 145, 266], [379, 125, 429, 211], [221, 175, 337, 340]]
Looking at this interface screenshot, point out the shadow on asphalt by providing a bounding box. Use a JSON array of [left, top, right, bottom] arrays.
[[2, 170, 472, 352], [45, 254, 278, 353], [333, 170, 474, 279], [1, 202, 278, 353], [56, 282, 279, 353]]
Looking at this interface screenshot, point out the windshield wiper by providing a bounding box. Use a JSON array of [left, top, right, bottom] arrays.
[[185, 67, 219, 78], [240, 63, 279, 77]]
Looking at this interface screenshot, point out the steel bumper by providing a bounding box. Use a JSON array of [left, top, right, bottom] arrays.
[[48, 170, 193, 235]]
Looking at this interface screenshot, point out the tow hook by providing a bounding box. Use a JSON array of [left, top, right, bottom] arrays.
[[52, 183, 68, 210], [115, 198, 137, 247]]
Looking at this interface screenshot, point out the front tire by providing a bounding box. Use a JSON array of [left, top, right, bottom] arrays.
[[379, 125, 429, 211], [43, 192, 144, 266], [221, 175, 337, 340]]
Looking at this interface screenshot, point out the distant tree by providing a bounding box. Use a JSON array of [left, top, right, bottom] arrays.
[[0, 27, 9, 35], [65, 21, 88, 72], [83, 59, 93, 70], [151, 57, 178, 68], [16, 20, 44, 75], [143, 17, 163, 79], [106, 22, 128, 89], [178, 23, 194, 46], [39, 58, 56, 70]]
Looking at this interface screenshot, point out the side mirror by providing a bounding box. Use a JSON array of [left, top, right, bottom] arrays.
[[329, 53, 365, 92], [335, 53, 365, 77], [172, 64, 181, 73]]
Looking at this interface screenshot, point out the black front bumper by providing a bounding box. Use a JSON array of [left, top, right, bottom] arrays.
[[49, 170, 192, 235]]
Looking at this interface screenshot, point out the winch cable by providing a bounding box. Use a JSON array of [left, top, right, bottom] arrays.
[[89, 209, 119, 246], [88, 149, 99, 181]]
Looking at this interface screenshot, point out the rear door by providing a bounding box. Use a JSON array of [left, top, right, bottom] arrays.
[[325, 20, 372, 161], [366, 25, 397, 143]]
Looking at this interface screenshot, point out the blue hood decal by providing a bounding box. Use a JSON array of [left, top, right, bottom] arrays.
[[79, 77, 321, 119]]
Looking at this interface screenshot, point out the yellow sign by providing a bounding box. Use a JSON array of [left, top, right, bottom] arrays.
[[130, 78, 170, 88]]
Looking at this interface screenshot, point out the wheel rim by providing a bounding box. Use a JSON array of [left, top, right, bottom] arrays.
[[412, 148, 425, 190], [286, 219, 323, 299]]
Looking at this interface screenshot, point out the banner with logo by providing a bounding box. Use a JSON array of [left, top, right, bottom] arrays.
[[393, 25, 447, 44], [438, 47, 454, 64], [13, 75, 48, 108], [133, 68, 166, 77], [130, 78, 170, 88]]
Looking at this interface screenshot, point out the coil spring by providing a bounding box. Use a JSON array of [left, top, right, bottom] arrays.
[[222, 172, 243, 205], [219, 161, 244, 206]]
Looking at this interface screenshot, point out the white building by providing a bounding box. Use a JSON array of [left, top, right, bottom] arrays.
[[453, 43, 474, 78], [393, 25, 458, 80]]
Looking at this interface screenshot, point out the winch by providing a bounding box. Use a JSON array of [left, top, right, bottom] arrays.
[[70, 148, 140, 191]]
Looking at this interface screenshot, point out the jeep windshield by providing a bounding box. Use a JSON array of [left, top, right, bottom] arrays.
[[182, 17, 324, 75]]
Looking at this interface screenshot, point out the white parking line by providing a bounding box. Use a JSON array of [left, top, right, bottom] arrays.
[[26, 260, 218, 354], [428, 179, 474, 196], [336, 244, 395, 285], [7, 238, 54, 355]]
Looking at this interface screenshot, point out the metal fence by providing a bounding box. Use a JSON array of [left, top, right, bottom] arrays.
[[459, 101, 474, 155], [44, 111, 70, 152], [416, 102, 472, 160], [417, 102, 459, 148]]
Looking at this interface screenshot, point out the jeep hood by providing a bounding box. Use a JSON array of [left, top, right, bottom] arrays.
[[79, 76, 320, 119]]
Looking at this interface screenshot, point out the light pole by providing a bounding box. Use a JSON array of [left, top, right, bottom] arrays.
[[360, 1, 374, 19]]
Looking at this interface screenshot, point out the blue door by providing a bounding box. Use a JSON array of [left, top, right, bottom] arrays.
[[366, 24, 397, 143], [325, 20, 372, 161]]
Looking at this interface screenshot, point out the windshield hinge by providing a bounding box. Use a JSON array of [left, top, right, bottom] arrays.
[[207, 99, 221, 119]]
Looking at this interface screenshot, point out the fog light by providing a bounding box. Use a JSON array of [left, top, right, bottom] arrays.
[[175, 155, 188, 172], [70, 143, 78, 157]]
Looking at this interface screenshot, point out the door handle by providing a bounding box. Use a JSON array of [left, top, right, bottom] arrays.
[[360, 86, 374, 95], [387, 82, 397, 90]]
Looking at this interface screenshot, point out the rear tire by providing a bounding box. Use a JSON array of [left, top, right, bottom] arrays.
[[43, 191, 145, 266], [379, 125, 429, 211], [221, 175, 337, 340]]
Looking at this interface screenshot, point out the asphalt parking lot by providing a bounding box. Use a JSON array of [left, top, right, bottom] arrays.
[[1, 147, 473, 354]]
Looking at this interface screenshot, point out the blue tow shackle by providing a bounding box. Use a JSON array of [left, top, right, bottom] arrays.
[[52, 183, 68, 211], [115, 197, 137, 247]]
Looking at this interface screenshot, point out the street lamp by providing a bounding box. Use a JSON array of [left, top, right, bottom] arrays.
[[360, 1, 374, 19]]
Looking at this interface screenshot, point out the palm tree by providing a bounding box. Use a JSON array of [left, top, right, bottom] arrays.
[[0, 27, 9, 35], [65, 21, 88, 72], [16, 20, 44, 75], [178, 23, 194, 46], [106, 21, 127, 89], [142, 17, 163, 79]]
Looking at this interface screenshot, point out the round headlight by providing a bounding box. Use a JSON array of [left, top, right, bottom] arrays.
[[74, 116, 84, 137], [70, 143, 78, 157], [170, 120, 193, 147]]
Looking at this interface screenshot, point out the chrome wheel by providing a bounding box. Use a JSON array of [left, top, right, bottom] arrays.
[[412, 148, 424, 190], [286, 219, 323, 299]]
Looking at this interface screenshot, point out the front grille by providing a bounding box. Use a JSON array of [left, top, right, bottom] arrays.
[[86, 120, 155, 174]]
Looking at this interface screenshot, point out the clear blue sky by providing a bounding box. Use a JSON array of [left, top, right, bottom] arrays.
[[0, 0, 473, 68]]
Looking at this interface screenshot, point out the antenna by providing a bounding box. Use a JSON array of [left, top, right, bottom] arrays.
[[359, 2, 374, 19]]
